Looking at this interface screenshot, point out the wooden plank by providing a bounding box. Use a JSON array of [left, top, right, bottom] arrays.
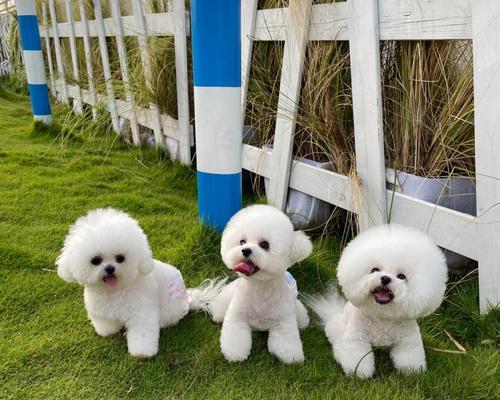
[[132, 0, 165, 148], [92, 0, 120, 133], [243, 144, 354, 212], [241, 0, 258, 122], [172, 0, 191, 164], [41, 2, 55, 95], [78, 0, 98, 118], [267, 0, 312, 210], [48, 0, 69, 103], [242, 144, 477, 259], [44, 13, 175, 38], [254, 0, 471, 41], [64, 0, 83, 113], [349, 0, 387, 230], [110, 0, 140, 145], [471, 0, 500, 312]]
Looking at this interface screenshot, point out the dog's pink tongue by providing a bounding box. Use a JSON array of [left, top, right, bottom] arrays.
[[374, 289, 392, 302], [233, 262, 254, 276], [103, 275, 118, 287]]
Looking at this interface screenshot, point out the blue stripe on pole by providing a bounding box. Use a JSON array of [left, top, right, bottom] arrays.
[[28, 83, 51, 116], [191, 0, 240, 87], [18, 15, 42, 51], [197, 171, 242, 231]]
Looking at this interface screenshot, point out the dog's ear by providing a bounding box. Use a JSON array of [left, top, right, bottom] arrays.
[[56, 250, 76, 283], [290, 230, 313, 264], [139, 257, 155, 275]]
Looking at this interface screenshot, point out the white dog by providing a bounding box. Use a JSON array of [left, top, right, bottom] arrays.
[[56, 208, 199, 358], [306, 224, 447, 378], [190, 204, 312, 363]]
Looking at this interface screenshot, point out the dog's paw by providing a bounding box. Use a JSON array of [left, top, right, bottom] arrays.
[[395, 362, 427, 375], [276, 350, 305, 364], [91, 319, 122, 337], [221, 345, 250, 362], [128, 347, 157, 358]]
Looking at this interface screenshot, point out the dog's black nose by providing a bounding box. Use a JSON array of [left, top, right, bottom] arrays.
[[381, 275, 391, 286], [105, 265, 115, 275], [242, 248, 252, 258]]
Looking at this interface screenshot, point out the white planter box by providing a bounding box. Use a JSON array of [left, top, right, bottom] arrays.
[[263, 146, 333, 230], [386, 168, 476, 269]]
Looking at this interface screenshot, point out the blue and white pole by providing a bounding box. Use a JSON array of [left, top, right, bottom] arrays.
[[191, 0, 242, 231], [15, 0, 52, 124]]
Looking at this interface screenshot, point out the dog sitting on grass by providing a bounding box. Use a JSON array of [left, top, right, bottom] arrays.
[[56, 208, 195, 358], [190, 204, 312, 363], [306, 224, 447, 378]]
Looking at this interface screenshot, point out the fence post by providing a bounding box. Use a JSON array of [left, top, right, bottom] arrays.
[[191, 0, 242, 230], [63, 0, 83, 114], [93, 0, 120, 133], [240, 0, 258, 123], [267, 0, 312, 211], [132, 0, 165, 149], [48, 0, 68, 104], [172, 0, 191, 164], [471, 0, 500, 312], [349, 0, 387, 230], [41, 2, 55, 96], [78, 0, 97, 118], [15, 0, 51, 124], [110, 0, 140, 144]]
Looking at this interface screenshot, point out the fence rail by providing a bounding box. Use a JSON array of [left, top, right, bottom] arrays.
[[1, 0, 498, 311], [40, 0, 191, 164]]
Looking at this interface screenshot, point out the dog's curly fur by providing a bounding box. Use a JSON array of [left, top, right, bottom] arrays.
[[192, 205, 312, 363], [56, 208, 191, 358], [306, 224, 447, 378]]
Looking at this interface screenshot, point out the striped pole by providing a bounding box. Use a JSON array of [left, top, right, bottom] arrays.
[[15, 0, 51, 124], [191, 0, 242, 231]]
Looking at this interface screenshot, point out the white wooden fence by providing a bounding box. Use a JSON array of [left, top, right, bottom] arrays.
[[9, 0, 500, 312], [239, 0, 499, 313], [38, 0, 191, 164]]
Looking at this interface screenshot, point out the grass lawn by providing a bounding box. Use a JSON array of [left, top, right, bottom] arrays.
[[0, 88, 498, 400]]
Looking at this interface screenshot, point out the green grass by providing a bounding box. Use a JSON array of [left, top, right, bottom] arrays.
[[0, 88, 498, 400]]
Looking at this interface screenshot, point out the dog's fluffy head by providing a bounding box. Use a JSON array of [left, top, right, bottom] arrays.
[[337, 224, 447, 320], [220, 204, 312, 281], [56, 208, 154, 288]]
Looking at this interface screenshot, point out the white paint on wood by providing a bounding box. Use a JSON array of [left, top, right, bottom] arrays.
[[472, 0, 500, 312], [267, 0, 312, 210], [254, 0, 471, 41], [242, 144, 477, 260], [48, 0, 68, 103], [93, 0, 120, 133], [194, 87, 242, 174], [132, 0, 165, 149], [78, 0, 97, 118], [64, 0, 83, 113], [241, 0, 258, 123], [41, 2, 55, 94], [110, 0, 140, 145], [172, 0, 191, 164], [349, 0, 387, 230]]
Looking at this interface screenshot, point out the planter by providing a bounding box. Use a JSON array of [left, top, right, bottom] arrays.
[[386, 168, 476, 269], [263, 145, 333, 230]]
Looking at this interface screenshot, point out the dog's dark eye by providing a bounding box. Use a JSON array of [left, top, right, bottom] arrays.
[[115, 254, 125, 263], [370, 267, 380, 273], [91, 256, 102, 266], [259, 241, 270, 251], [397, 273, 407, 280], [240, 239, 246, 245]]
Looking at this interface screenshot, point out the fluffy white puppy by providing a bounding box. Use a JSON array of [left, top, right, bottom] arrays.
[[191, 204, 312, 364], [56, 208, 192, 358], [307, 224, 447, 378]]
